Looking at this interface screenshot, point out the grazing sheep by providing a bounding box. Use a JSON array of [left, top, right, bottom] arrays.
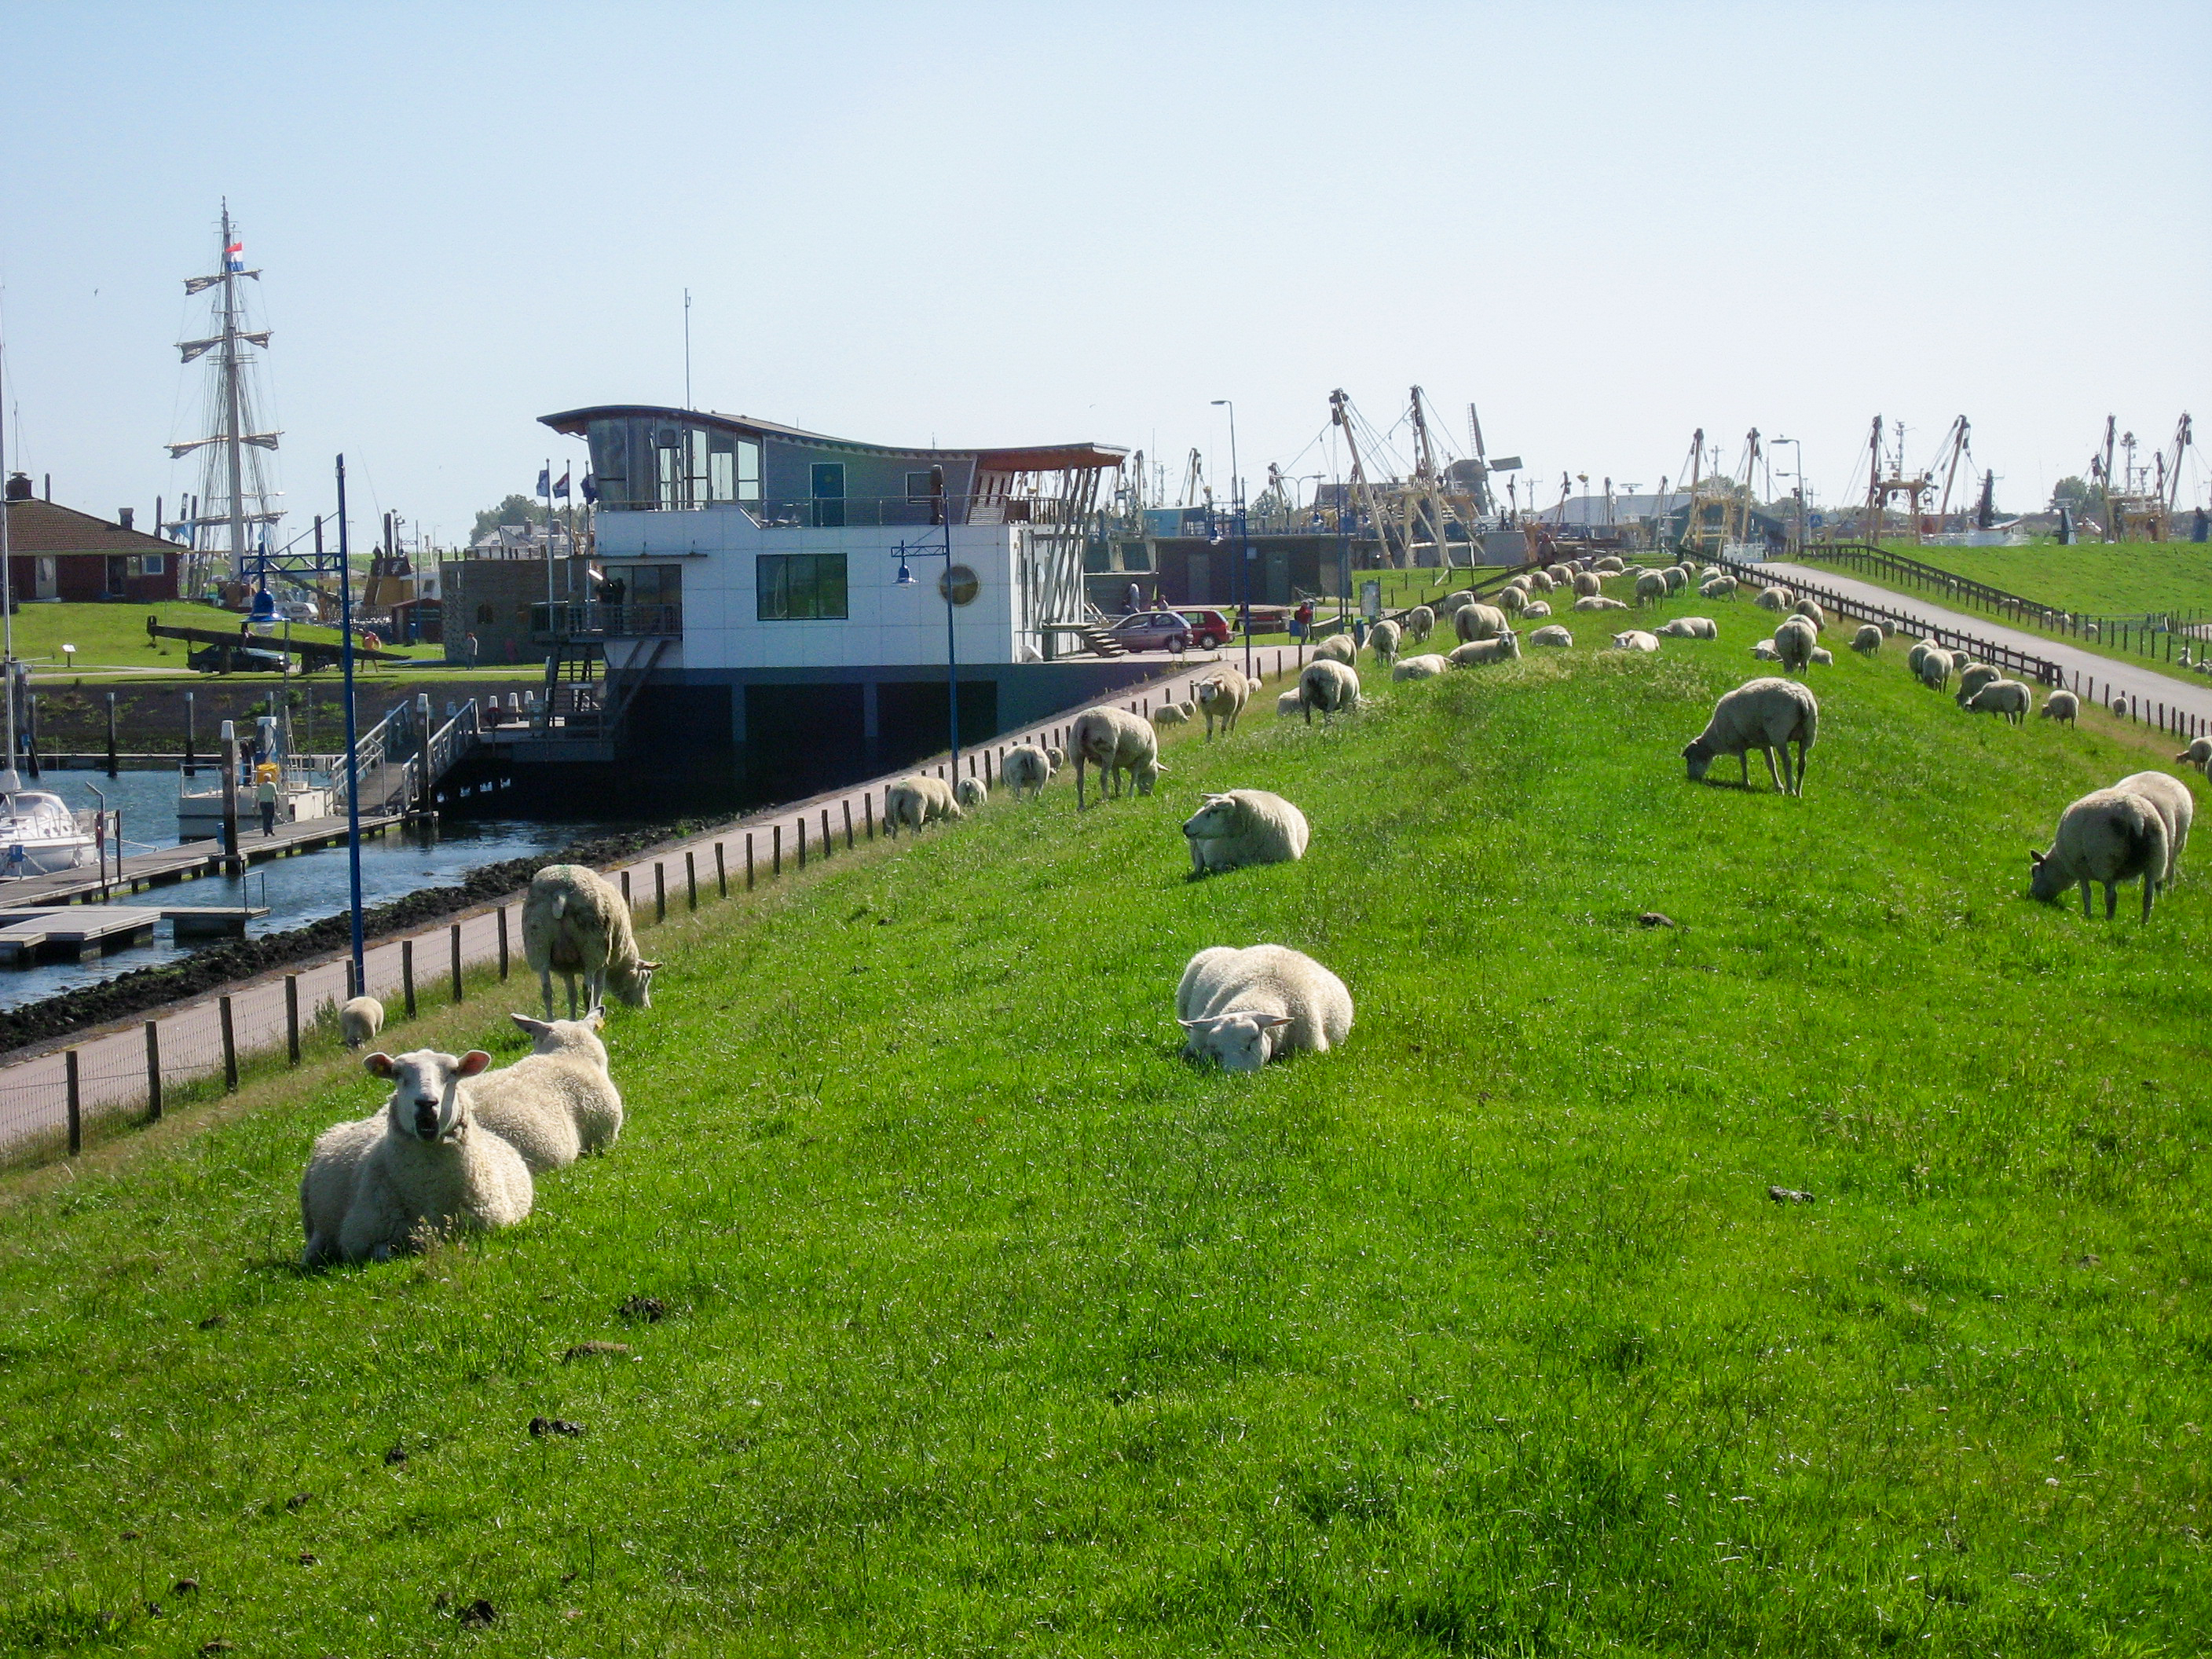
[[1906, 639, 1934, 676], [1276, 688, 1304, 716], [1498, 585, 1529, 617], [1809, 646, 1834, 666], [955, 775, 988, 809], [1311, 632, 1357, 667], [1610, 630, 1661, 653], [1449, 632, 1522, 667], [1392, 653, 1450, 679], [1574, 595, 1630, 612], [2040, 690, 2080, 727], [1182, 789, 1310, 876], [1661, 566, 1688, 595], [1436, 589, 1475, 617], [1528, 569, 1556, 592], [1957, 679, 2032, 724], [1573, 571, 1602, 598], [1774, 614, 1817, 675], [1194, 672, 1251, 738], [1918, 653, 1951, 690], [303, 1048, 528, 1265], [1957, 663, 2001, 701], [1790, 599, 1826, 632], [1522, 599, 1553, 618], [1404, 604, 1435, 642], [1071, 706, 1164, 807], [1949, 650, 1971, 672], [1528, 624, 1573, 648], [1152, 699, 1195, 727], [1751, 639, 1782, 661], [470, 1013, 624, 1175], [1594, 555, 1625, 574], [1851, 624, 1883, 654], [1175, 944, 1353, 1072], [1368, 618, 1401, 665], [1682, 676, 1818, 795], [1002, 742, 1058, 800], [522, 864, 658, 1021], [1655, 617, 1718, 639], [1299, 658, 1361, 722], [1454, 603, 1510, 643], [1545, 563, 1574, 584], [1634, 570, 1668, 607], [2174, 736, 2212, 772], [1699, 575, 1739, 600], [2116, 771, 2193, 884], [885, 774, 964, 836], [2031, 787, 2170, 919], [1755, 585, 1793, 613], [339, 995, 385, 1049]]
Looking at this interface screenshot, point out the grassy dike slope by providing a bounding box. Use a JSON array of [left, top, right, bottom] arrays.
[[2, 595, 2207, 1655], [1874, 541, 2212, 621]]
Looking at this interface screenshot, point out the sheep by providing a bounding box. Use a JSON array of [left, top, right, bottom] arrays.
[[1522, 599, 1553, 618], [1699, 575, 1739, 600], [1247, 674, 1263, 696], [2031, 787, 2170, 919], [1181, 789, 1309, 876], [1528, 624, 1573, 648], [1851, 624, 1883, 654], [1454, 603, 1510, 643], [1175, 944, 1353, 1072], [522, 864, 658, 1021], [1755, 584, 1793, 612], [2116, 770, 2193, 885], [1392, 654, 1450, 679], [1574, 595, 1630, 612], [1594, 555, 1625, 574], [1194, 672, 1250, 738], [1662, 566, 1688, 595], [1957, 663, 2001, 701], [1949, 650, 1970, 672], [302, 1047, 529, 1265], [1573, 571, 1602, 598], [1751, 639, 1782, 661], [1071, 706, 1163, 807], [1276, 688, 1304, 716], [469, 1013, 624, 1174], [1610, 630, 1661, 653], [1544, 562, 1573, 584], [1436, 589, 1475, 617], [1151, 699, 1195, 727], [1498, 585, 1529, 617], [1682, 676, 1818, 795], [1809, 647, 1834, 666], [1634, 570, 1669, 607], [1404, 604, 1435, 642], [1368, 618, 1401, 665], [1299, 658, 1361, 722], [955, 775, 989, 809], [1790, 599, 1826, 633], [885, 774, 963, 835], [1906, 639, 1936, 676], [339, 995, 385, 1049], [1655, 617, 1717, 639], [1528, 569, 1555, 592], [1957, 679, 2032, 724], [2174, 736, 2212, 772], [1449, 632, 1522, 667], [1311, 633, 1357, 666], [1918, 652, 1950, 690], [1774, 614, 1817, 675], [2040, 690, 2080, 727], [1002, 742, 1058, 800]]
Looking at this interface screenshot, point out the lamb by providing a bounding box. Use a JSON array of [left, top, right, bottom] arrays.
[[522, 863, 659, 1021], [1851, 624, 1883, 654], [1071, 706, 1164, 807], [1175, 944, 1353, 1072], [1773, 614, 1817, 675], [2116, 770, 2193, 885], [1276, 688, 1305, 715], [1699, 575, 1738, 600], [1181, 789, 1309, 876], [1404, 604, 1435, 642], [1298, 657, 1361, 722], [1957, 663, 2001, 701], [1751, 639, 1782, 661], [1573, 595, 1630, 612], [469, 1013, 624, 1174], [1454, 603, 1509, 643], [1790, 599, 1826, 632], [1755, 585, 1793, 612], [1918, 652, 1950, 690], [2174, 736, 2212, 772], [1655, 617, 1717, 639], [1392, 654, 1450, 679], [1610, 630, 1661, 653], [1528, 624, 1573, 648], [955, 775, 989, 808], [1367, 618, 1401, 665], [1573, 571, 1602, 598], [2030, 787, 2171, 919], [1194, 672, 1250, 738], [1002, 742, 1058, 800], [1634, 570, 1668, 607], [301, 1047, 529, 1265], [1449, 632, 1522, 667], [339, 995, 385, 1049], [2040, 690, 2080, 726], [1311, 633, 1357, 666], [1957, 679, 2033, 723], [1152, 699, 1195, 727], [1681, 676, 1818, 795], [1809, 646, 1834, 666], [1522, 599, 1553, 618], [885, 774, 963, 835]]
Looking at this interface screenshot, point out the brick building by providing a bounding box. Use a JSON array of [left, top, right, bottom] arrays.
[[1, 473, 185, 602]]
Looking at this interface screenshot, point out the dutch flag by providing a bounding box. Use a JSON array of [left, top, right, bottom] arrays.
[[225, 240, 245, 273]]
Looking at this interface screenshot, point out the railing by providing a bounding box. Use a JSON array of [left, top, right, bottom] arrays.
[[599, 494, 1086, 529], [530, 601, 683, 639]]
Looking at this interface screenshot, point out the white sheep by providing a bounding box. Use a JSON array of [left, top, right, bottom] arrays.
[[1181, 789, 1309, 876], [1957, 663, 2001, 701], [1368, 618, 1401, 665], [1682, 676, 1818, 795], [339, 995, 385, 1049], [1545, 562, 1573, 584], [1194, 672, 1250, 738], [1392, 654, 1450, 679], [1949, 650, 1971, 672], [1790, 599, 1826, 632], [1699, 575, 1738, 600], [1957, 679, 2032, 723], [1436, 589, 1475, 617], [1404, 604, 1435, 642], [2117, 771, 2193, 885], [1498, 584, 1529, 617], [1664, 566, 1689, 593], [1276, 688, 1305, 716], [2040, 690, 2079, 727], [1311, 634, 1357, 666], [2173, 736, 2212, 772], [1002, 742, 1058, 800], [1595, 555, 1625, 574], [1175, 944, 1353, 1072], [1449, 632, 1522, 667], [955, 775, 988, 808], [2030, 787, 2170, 919], [1774, 614, 1817, 675], [1751, 639, 1782, 661], [1610, 630, 1661, 653], [1522, 599, 1552, 618], [302, 1047, 529, 1265], [1918, 652, 1950, 690], [1152, 699, 1196, 727], [1809, 646, 1834, 666], [1528, 570, 1555, 593], [470, 1013, 624, 1174], [1851, 624, 1883, 654], [884, 774, 963, 836], [1071, 706, 1163, 807], [1755, 584, 1793, 613], [1655, 617, 1717, 639], [1634, 571, 1668, 607], [1573, 571, 1602, 597], [1299, 658, 1361, 722], [1573, 595, 1631, 612], [522, 864, 658, 1021], [1454, 603, 1509, 643], [1528, 624, 1573, 648]]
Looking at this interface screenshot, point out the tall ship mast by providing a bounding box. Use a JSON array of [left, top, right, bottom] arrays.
[[166, 202, 284, 592]]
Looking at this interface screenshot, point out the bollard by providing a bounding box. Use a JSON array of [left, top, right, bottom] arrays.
[[450, 923, 463, 1002], [402, 939, 416, 1017], [746, 832, 756, 890], [843, 800, 854, 849], [145, 1022, 162, 1121], [654, 862, 666, 924], [65, 1049, 81, 1156], [687, 849, 698, 910], [716, 841, 727, 898], [497, 906, 510, 979], [220, 997, 238, 1092]]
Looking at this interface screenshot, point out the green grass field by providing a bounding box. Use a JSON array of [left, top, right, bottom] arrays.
[[1859, 542, 2212, 624], [5, 600, 444, 672], [2, 590, 2207, 1654]]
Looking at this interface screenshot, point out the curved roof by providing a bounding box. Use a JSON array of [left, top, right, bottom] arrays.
[[539, 405, 1124, 472]]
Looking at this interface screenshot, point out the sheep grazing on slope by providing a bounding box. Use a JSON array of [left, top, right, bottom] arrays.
[[1449, 632, 1522, 667], [1498, 585, 1529, 617], [955, 775, 988, 809], [1751, 639, 1782, 661], [1755, 585, 1794, 612], [2116, 770, 2193, 880], [339, 995, 385, 1049], [1392, 654, 1449, 679], [1655, 617, 1718, 639], [1906, 639, 1936, 676], [1810, 646, 1834, 665], [1774, 614, 1818, 675], [1403, 604, 1435, 643], [1276, 688, 1305, 716], [2174, 735, 2212, 773], [522, 864, 659, 1021], [1002, 742, 1058, 800], [1544, 562, 1574, 584], [1182, 789, 1310, 877], [1682, 676, 1818, 796], [1851, 624, 1883, 654], [2039, 689, 2079, 726], [1194, 672, 1251, 738], [884, 775, 963, 837], [1175, 944, 1353, 1072], [1790, 599, 1826, 633], [1437, 589, 1476, 616], [1071, 706, 1164, 808], [1299, 658, 1361, 722], [1152, 699, 1196, 727], [1957, 679, 2033, 724], [1522, 599, 1553, 618], [1610, 630, 1661, 653], [1918, 652, 1951, 690], [1634, 570, 1669, 607], [301, 1047, 527, 1266], [1367, 618, 1401, 665], [1594, 555, 1625, 574], [2031, 787, 2171, 919], [1311, 634, 1357, 666], [1455, 603, 1510, 643], [1957, 663, 2001, 701], [1528, 624, 1573, 648], [1574, 595, 1631, 612], [1528, 569, 1556, 592], [470, 1013, 624, 1174], [1572, 571, 1602, 598], [1699, 575, 1739, 600]]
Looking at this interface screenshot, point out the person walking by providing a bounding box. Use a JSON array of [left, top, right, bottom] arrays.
[[1125, 580, 1142, 616], [255, 767, 280, 837], [1291, 599, 1313, 642]]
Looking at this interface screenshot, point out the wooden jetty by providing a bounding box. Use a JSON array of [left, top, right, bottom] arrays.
[[0, 811, 408, 910], [0, 907, 159, 965]]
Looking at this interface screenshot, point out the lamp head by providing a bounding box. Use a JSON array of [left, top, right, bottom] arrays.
[[895, 559, 916, 586]]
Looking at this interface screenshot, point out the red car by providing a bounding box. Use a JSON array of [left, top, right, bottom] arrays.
[[1179, 609, 1234, 649]]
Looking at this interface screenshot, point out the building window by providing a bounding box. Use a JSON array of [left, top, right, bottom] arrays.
[[756, 553, 848, 621], [475, 602, 495, 626], [137, 553, 166, 576], [810, 463, 846, 529]]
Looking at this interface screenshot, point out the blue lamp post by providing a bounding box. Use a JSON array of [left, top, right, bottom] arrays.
[[1212, 399, 1254, 681], [893, 464, 960, 775]]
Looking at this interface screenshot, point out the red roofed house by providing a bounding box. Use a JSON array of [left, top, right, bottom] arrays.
[[2, 472, 183, 603]]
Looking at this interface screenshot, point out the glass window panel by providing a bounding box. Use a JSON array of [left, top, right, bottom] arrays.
[[756, 554, 848, 621], [738, 439, 761, 503]]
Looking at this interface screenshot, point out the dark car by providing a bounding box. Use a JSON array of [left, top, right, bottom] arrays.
[[189, 643, 289, 674]]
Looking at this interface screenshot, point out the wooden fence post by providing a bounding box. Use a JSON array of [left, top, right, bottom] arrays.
[[145, 1022, 162, 1121], [746, 832, 756, 889], [843, 800, 854, 848], [716, 841, 727, 898], [654, 862, 666, 924], [821, 809, 831, 857], [773, 823, 782, 876], [620, 869, 632, 912], [865, 795, 874, 840], [497, 906, 510, 980], [285, 974, 301, 1064], [65, 1049, 81, 1155], [450, 923, 464, 1002], [687, 849, 698, 910], [402, 939, 416, 1017], [220, 996, 238, 1092], [797, 818, 807, 870]]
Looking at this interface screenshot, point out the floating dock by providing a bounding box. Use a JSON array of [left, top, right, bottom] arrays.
[[0, 811, 408, 910]]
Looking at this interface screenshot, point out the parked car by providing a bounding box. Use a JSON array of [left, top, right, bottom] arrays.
[[1106, 610, 1196, 653], [1178, 609, 1234, 649]]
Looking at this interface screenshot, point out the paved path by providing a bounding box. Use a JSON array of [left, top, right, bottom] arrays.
[[1758, 560, 2212, 728]]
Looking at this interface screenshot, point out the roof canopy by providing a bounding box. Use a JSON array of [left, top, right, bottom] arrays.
[[540, 405, 1122, 471]]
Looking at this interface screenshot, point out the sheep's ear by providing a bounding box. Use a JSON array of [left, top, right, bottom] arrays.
[[584, 1007, 606, 1030], [1177, 1017, 1208, 1031], [2028, 848, 2045, 866], [510, 1013, 550, 1037], [638, 959, 661, 972], [362, 1052, 396, 1079], [457, 1049, 494, 1077], [1255, 1014, 1295, 1030]]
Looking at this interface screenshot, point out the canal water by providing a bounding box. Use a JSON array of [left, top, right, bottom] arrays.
[[0, 769, 633, 1012]]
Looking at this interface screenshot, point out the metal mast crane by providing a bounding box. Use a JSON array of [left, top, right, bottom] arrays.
[[1328, 389, 1399, 568], [1407, 387, 1458, 568]]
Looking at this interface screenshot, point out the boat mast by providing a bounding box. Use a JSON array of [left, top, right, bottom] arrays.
[[0, 334, 15, 787], [220, 203, 248, 580]]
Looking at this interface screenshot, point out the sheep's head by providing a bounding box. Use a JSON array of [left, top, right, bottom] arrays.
[[1681, 735, 1716, 782], [366, 1048, 493, 1143], [1195, 679, 1224, 707], [609, 958, 660, 1010], [509, 1012, 609, 1065], [1181, 1012, 1294, 1072], [2028, 848, 2066, 904], [1045, 746, 1064, 771], [1181, 794, 1244, 841]]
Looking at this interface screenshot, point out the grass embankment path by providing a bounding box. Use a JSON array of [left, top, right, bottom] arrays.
[[2, 591, 2206, 1654], [6, 600, 445, 675]]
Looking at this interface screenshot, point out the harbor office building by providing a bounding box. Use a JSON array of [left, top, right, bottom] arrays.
[[534, 405, 1155, 789]]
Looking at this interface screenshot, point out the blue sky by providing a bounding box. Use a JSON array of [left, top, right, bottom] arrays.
[[0, 1, 2205, 546]]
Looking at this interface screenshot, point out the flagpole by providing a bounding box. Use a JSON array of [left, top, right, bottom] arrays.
[[543, 459, 555, 628]]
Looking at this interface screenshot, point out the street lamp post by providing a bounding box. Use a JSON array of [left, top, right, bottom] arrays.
[[893, 465, 960, 776], [1772, 438, 1806, 552], [1211, 400, 1254, 680]]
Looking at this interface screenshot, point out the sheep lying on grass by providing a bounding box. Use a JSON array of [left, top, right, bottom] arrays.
[[302, 1048, 526, 1266], [1002, 743, 1058, 800], [2031, 788, 2171, 919], [1311, 634, 1356, 666], [1682, 676, 1818, 796], [1809, 646, 1834, 666], [1072, 707, 1164, 807], [339, 996, 384, 1049], [1573, 595, 1630, 612], [1276, 689, 1304, 716], [1528, 625, 1573, 648], [1367, 618, 1401, 665], [1299, 658, 1361, 722], [1392, 654, 1449, 679], [1182, 789, 1309, 876], [1176, 944, 1353, 1072], [1751, 639, 1782, 661], [1655, 617, 1717, 639], [1404, 604, 1434, 642], [522, 865, 658, 1021], [1152, 700, 1195, 727], [1522, 599, 1552, 618], [955, 775, 988, 809], [2174, 735, 2212, 772], [885, 775, 963, 836], [1449, 632, 1522, 667], [1610, 630, 1661, 653], [1957, 679, 2033, 724], [1851, 624, 1883, 654], [1195, 672, 1250, 738], [471, 1013, 623, 1174]]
